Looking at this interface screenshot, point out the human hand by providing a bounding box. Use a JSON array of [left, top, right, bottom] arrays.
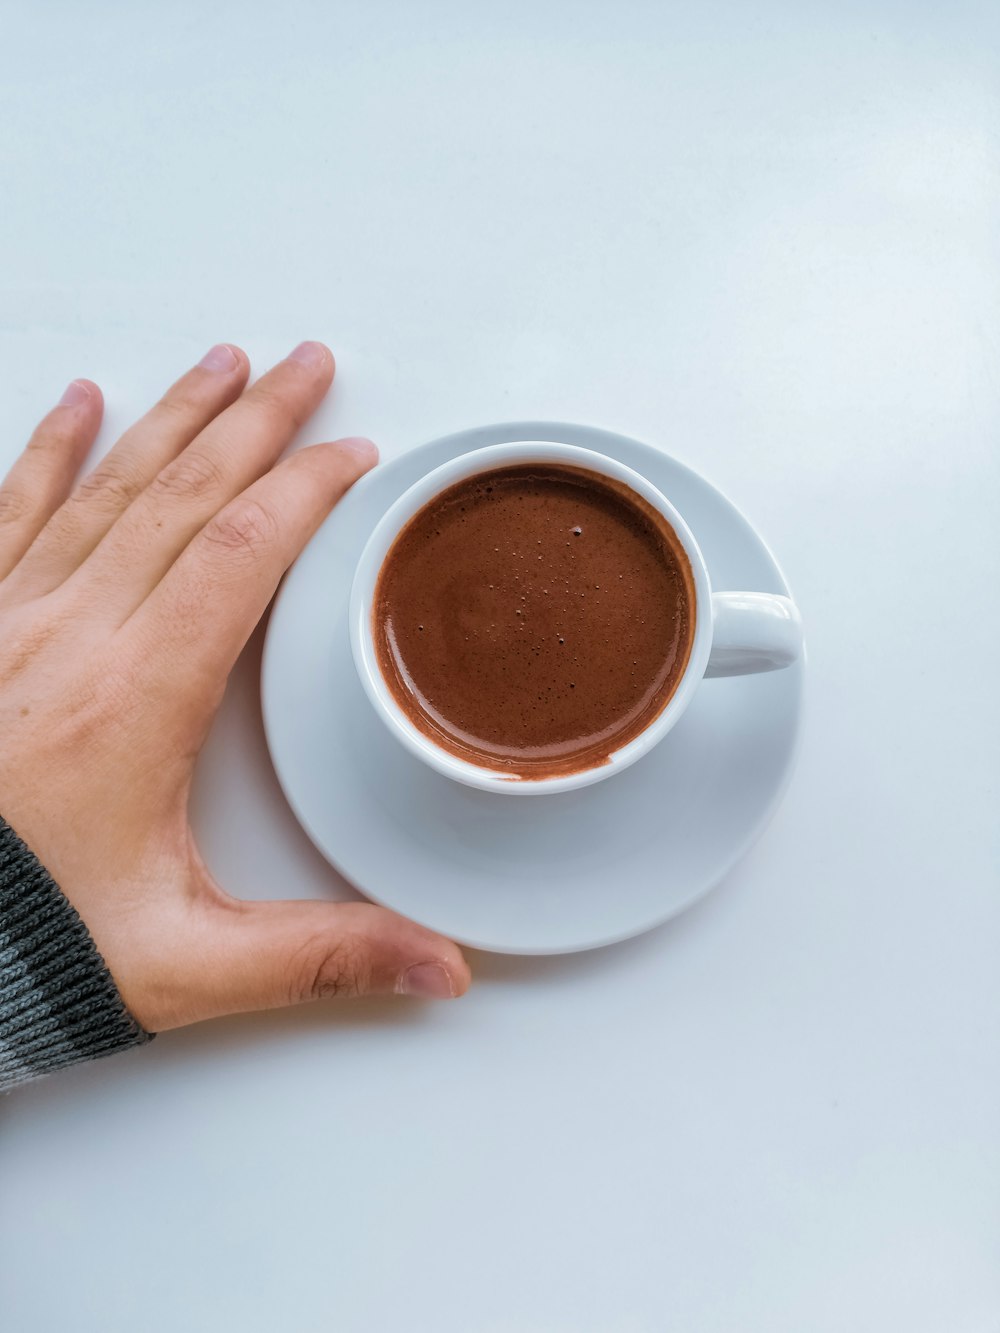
[[0, 342, 470, 1032]]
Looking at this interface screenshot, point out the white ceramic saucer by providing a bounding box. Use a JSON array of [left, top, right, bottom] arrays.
[[261, 422, 804, 954]]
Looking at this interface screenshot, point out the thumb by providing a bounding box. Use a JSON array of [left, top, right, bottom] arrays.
[[192, 899, 471, 1023]]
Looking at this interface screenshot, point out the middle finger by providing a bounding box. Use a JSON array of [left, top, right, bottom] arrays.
[[69, 341, 335, 621]]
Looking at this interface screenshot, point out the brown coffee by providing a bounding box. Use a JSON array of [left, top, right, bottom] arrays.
[[372, 462, 695, 780]]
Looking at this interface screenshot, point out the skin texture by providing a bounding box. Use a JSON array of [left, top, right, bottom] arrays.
[[0, 342, 470, 1032]]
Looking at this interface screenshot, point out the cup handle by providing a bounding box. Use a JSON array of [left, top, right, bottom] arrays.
[[705, 592, 803, 678]]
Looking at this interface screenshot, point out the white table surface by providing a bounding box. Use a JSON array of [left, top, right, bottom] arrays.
[[1, 4, 998, 1330]]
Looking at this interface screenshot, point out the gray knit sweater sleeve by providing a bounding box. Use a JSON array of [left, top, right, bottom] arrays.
[[0, 816, 152, 1091]]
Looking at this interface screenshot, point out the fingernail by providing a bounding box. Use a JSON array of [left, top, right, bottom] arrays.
[[339, 436, 378, 464], [287, 340, 328, 368], [198, 343, 239, 373], [397, 962, 456, 999], [58, 380, 91, 408]]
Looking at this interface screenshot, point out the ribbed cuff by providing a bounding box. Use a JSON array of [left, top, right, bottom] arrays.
[[1, 816, 153, 1091]]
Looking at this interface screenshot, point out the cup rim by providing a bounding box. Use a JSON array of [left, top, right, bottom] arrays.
[[348, 441, 714, 794]]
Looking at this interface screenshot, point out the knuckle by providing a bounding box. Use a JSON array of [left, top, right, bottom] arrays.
[[290, 935, 372, 1003], [155, 389, 201, 425], [61, 659, 146, 741], [249, 381, 309, 433], [0, 614, 60, 680], [202, 498, 278, 558], [26, 422, 73, 456], [0, 486, 34, 527], [62, 678, 116, 738], [73, 465, 142, 513], [151, 450, 229, 504]]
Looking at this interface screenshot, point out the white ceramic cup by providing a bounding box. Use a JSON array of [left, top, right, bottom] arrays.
[[350, 442, 803, 795]]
